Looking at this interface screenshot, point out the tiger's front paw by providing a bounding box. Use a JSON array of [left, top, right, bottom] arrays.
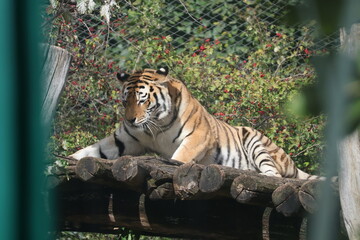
[[68, 153, 82, 161], [169, 158, 185, 166], [259, 172, 282, 178], [69, 145, 100, 160]]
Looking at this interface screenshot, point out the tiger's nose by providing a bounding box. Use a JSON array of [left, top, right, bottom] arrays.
[[128, 118, 136, 124]]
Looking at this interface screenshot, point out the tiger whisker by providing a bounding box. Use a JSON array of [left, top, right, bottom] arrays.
[[146, 122, 158, 137], [144, 122, 156, 139], [147, 119, 159, 130], [148, 119, 164, 135]]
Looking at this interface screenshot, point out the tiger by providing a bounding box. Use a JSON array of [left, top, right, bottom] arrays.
[[70, 66, 319, 179]]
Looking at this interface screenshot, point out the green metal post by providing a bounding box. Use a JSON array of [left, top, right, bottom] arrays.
[[0, 0, 49, 239], [0, 1, 17, 239], [309, 0, 360, 239]]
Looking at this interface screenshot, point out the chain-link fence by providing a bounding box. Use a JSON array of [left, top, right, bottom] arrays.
[[44, 0, 339, 65]]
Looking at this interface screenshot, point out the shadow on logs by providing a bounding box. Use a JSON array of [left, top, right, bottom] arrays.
[[272, 183, 302, 217]]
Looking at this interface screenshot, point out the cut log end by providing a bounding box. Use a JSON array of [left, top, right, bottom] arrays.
[[231, 174, 275, 206], [75, 157, 101, 181], [272, 183, 302, 217], [173, 162, 204, 200], [111, 156, 147, 189], [299, 180, 320, 214], [199, 164, 225, 193]]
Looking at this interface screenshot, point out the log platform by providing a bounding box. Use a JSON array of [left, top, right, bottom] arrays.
[[47, 156, 342, 239]]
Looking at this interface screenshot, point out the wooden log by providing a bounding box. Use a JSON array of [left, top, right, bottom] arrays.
[[173, 162, 205, 200], [49, 156, 178, 191], [198, 164, 226, 194], [75, 157, 113, 181], [148, 182, 175, 200], [299, 179, 340, 215], [299, 180, 321, 214], [111, 156, 147, 190], [63, 155, 340, 215], [231, 174, 275, 206], [199, 164, 254, 198], [272, 183, 302, 217], [110, 155, 180, 192], [147, 161, 179, 185], [230, 173, 305, 207]]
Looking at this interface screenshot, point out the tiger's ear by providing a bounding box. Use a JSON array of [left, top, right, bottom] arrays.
[[156, 66, 169, 76], [116, 72, 130, 83]]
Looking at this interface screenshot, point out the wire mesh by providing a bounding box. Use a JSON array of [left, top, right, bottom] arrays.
[[43, 0, 340, 62]]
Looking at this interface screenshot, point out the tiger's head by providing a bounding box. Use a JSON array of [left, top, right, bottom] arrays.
[[117, 67, 173, 128]]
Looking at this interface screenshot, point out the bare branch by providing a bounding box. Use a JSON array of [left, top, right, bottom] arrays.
[[177, 0, 204, 26]]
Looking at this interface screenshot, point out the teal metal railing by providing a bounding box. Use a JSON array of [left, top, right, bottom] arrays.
[[0, 1, 49, 239]]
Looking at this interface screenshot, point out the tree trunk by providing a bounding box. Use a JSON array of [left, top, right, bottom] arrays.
[[41, 44, 71, 126], [339, 23, 360, 240], [339, 130, 360, 239]]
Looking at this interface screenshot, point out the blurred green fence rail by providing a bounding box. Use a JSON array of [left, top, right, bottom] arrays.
[[1, 0, 49, 240]]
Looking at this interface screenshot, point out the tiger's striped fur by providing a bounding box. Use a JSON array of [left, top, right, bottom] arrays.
[[70, 67, 318, 179]]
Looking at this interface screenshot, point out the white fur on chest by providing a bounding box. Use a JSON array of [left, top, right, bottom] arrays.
[[129, 125, 181, 159]]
